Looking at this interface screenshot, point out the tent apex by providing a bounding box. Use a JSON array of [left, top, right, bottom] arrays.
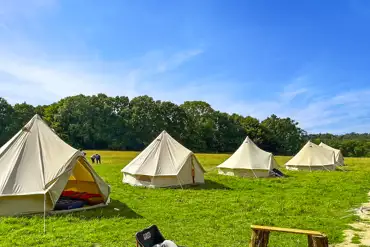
[[159, 130, 168, 138], [31, 114, 43, 121]]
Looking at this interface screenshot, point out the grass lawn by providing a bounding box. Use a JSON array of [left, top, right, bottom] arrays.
[[1, 151, 370, 246]]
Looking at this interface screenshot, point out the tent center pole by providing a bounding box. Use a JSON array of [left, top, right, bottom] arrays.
[[43, 192, 46, 234]]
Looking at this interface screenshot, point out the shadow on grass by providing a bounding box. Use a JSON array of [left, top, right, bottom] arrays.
[[127, 179, 232, 190], [335, 166, 350, 172], [49, 200, 143, 220], [189, 179, 232, 190], [270, 174, 291, 178], [75, 200, 143, 219]]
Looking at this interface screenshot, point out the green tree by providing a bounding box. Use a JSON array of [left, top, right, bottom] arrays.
[[261, 114, 306, 155], [12, 102, 36, 130], [0, 98, 15, 144], [231, 114, 271, 149], [180, 101, 215, 152], [129, 96, 161, 150], [156, 101, 188, 142], [44, 94, 118, 149], [1, 93, 370, 157], [108, 96, 131, 150], [210, 111, 246, 152]]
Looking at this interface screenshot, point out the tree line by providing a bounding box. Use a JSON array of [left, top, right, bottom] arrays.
[[309, 133, 370, 157], [0, 94, 369, 157]]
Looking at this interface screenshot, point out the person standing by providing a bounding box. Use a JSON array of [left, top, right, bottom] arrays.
[[95, 153, 101, 164], [91, 154, 95, 164]]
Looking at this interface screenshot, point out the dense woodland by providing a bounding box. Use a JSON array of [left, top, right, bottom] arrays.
[[0, 94, 369, 157]]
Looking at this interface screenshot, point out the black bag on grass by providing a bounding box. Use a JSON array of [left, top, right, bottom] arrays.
[[136, 225, 166, 247]]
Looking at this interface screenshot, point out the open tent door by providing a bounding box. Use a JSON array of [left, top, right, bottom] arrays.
[[66, 157, 102, 194], [50, 157, 109, 213], [0, 115, 110, 216]]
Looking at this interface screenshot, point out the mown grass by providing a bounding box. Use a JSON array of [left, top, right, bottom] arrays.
[[0, 151, 370, 246]]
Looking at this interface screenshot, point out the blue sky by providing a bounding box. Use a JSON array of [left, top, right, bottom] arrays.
[[1, 0, 370, 134]]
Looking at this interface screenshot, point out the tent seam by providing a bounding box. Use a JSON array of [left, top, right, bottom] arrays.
[[37, 125, 46, 188]]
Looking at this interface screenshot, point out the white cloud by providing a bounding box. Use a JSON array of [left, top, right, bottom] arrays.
[[280, 81, 308, 102], [0, 0, 369, 134], [217, 78, 370, 134], [0, 0, 206, 105], [156, 49, 204, 73], [1, 41, 369, 134], [0, 48, 206, 105]]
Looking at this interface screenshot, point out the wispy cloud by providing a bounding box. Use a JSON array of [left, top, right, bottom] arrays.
[[1, 0, 370, 134], [0, 1, 206, 104], [288, 89, 370, 133], [4, 40, 368, 134], [0, 48, 205, 105], [156, 49, 204, 73], [219, 76, 370, 134], [279, 77, 309, 102]]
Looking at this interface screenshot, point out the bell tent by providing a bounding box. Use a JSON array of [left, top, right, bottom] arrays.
[[217, 136, 280, 178], [0, 115, 110, 216], [122, 131, 205, 188], [285, 141, 336, 171], [319, 142, 344, 166]]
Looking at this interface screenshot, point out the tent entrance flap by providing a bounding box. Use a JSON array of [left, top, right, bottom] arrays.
[[64, 157, 101, 194], [136, 175, 152, 182], [54, 157, 105, 211], [0, 114, 111, 216]]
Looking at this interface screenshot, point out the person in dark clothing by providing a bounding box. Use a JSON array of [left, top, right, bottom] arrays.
[[79, 149, 86, 157], [91, 154, 95, 164], [95, 154, 101, 164]]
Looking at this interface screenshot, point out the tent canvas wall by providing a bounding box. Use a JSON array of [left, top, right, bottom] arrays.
[[0, 115, 110, 216], [217, 136, 278, 178], [285, 141, 336, 171], [319, 142, 344, 166], [122, 131, 205, 188]]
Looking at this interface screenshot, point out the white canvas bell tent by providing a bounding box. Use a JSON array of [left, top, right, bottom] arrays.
[[122, 130, 205, 188], [0, 115, 110, 216], [217, 136, 279, 178], [319, 142, 344, 166], [285, 141, 336, 171]]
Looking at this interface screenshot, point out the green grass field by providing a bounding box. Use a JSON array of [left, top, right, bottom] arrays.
[[1, 151, 370, 246]]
